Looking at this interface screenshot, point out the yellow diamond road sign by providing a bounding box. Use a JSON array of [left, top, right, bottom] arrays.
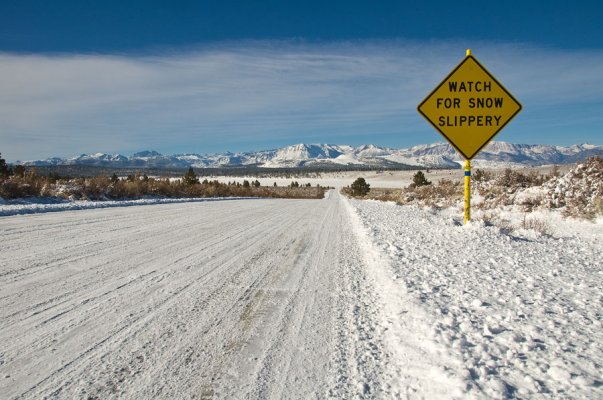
[[418, 54, 522, 160]]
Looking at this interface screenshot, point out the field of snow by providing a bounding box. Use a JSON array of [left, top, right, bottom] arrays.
[[1, 188, 601, 398], [199, 165, 568, 190], [198, 169, 462, 189]]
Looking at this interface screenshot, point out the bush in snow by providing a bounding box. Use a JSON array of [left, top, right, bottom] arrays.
[[521, 215, 551, 235], [473, 168, 492, 183], [543, 156, 603, 220], [401, 178, 462, 208], [496, 168, 545, 189], [473, 168, 548, 210], [0, 168, 46, 198], [0, 168, 327, 201], [354, 178, 462, 208], [353, 158, 601, 222]]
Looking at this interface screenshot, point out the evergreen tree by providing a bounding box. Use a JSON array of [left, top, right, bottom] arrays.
[[242, 180, 250, 188], [412, 170, 431, 187], [350, 177, 370, 196], [183, 167, 199, 185], [110, 173, 119, 184], [0, 153, 10, 179]]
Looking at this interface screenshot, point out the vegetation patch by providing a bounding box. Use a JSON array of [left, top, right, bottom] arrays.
[[0, 155, 327, 201], [343, 158, 603, 222]]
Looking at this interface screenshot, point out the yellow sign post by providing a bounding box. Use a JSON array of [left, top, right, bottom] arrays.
[[417, 49, 522, 223]]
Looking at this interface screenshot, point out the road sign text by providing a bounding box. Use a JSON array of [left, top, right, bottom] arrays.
[[417, 54, 522, 160]]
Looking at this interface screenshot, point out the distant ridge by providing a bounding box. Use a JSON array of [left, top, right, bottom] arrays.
[[19, 142, 603, 170]]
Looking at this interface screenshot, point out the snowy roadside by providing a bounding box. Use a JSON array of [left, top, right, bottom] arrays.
[[341, 196, 472, 399], [0, 196, 260, 217], [345, 199, 603, 399]]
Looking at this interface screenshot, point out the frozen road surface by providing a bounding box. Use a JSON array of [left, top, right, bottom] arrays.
[[5, 190, 599, 399], [1, 191, 462, 399]]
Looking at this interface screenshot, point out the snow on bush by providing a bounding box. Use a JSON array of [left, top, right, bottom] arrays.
[[473, 168, 546, 211], [543, 157, 603, 220], [472, 157, 602, 220], [353, 157, 603, 231]]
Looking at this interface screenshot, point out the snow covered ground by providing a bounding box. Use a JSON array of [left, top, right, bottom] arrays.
[[197, 169, 463, 189], [349, 199, 603, 398], [198, 166, 566, 190], [1, 190, 601, 399]]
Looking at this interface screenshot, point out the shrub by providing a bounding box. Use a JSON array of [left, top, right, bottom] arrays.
[[496, 168, 544, 189], [14, 165, 25, 178], [473, 168, 492, 182], [550, 157, 603, 219], [522, 216, 550, 235]]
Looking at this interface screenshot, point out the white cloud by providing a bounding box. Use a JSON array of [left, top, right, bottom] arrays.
[[1, 40, 602, 161]]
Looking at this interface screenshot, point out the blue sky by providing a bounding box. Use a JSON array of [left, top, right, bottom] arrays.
[[1, 1, 602, 161]]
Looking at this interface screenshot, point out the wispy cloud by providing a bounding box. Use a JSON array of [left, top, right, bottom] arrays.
[[1, 40, 602, 161]]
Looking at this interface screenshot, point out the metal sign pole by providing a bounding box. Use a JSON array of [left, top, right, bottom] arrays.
[[463, 48, 472, 225], [464, 159, 471, 224]]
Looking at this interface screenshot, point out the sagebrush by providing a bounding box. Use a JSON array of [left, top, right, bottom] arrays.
[[0, 170, 326, 200]]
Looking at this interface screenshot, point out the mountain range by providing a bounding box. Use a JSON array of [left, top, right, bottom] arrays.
[[19, 142, 603, 170]]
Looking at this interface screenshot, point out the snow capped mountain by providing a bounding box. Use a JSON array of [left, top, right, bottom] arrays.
[[19, 142, 602, 170], [68, 153, 128, 165], [263, 144, 346, 167], [131, 150, 162, 158]]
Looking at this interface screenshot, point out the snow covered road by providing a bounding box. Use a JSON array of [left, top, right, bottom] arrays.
[[1, 191, 428, 399], [3, 191, 600, 399]]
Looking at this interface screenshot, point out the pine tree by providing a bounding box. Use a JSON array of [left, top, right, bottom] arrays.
[[110, 173, 119, 184], [0, 153, 10, 179], [183, 167, 199, 185], [350, 177, 370, 196], [412, 170, 431, 187]]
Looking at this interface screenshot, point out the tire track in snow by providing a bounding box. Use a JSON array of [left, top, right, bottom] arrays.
[[1, 194, 393, 399], [5, 202, 303, 399]]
